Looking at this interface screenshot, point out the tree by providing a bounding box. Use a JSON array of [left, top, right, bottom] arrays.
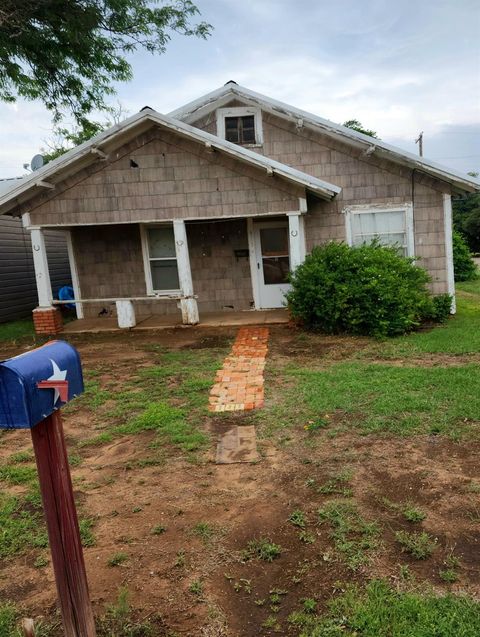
[[0, 1, 211, 124], [452, 230, 478, 281], [343, 119, 378, 138], [452, 172, 480, 253], [40, 103, 129, 163]]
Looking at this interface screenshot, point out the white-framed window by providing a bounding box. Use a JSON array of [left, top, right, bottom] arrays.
[[216, 106, 263, 146], [344, 204, 415, 257], [140, 224, 180, 295]]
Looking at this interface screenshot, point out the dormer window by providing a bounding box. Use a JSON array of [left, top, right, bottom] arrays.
[[216, 106, 263, 146]]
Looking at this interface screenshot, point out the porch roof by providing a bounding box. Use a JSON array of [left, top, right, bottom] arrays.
[[0, 109, 341, 217]]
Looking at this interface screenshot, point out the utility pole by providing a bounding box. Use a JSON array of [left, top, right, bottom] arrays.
[[415, 131, 423, 157]]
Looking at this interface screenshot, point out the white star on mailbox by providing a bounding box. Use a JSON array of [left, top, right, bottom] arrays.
[[37, 360, 70, 404]]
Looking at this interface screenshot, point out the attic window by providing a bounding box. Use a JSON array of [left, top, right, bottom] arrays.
[[225, 115, 256, 144], [216, 107, 263, 146]]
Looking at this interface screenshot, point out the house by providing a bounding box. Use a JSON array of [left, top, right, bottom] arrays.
[[0, 179, 71, 324], [0, 81, 479, 334]]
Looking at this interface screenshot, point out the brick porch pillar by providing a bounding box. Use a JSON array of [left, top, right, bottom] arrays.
[[32, 307, 63, 334]]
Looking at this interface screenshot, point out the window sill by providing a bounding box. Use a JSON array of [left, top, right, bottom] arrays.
[[147, 290, 182, 298]]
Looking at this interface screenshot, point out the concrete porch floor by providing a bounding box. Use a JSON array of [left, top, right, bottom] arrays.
[[62, 309, 289, 333]]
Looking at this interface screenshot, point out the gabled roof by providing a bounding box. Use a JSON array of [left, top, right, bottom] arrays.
[[0, 109, 341, 216], [169, 82, 480, 194]]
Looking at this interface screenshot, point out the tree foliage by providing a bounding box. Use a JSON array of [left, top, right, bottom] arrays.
[[343, 119, 378, 138], [0, 0, 211, 123], [40, 103, 129, 163], [452, 230, 478, 282], [453, 182, 480, 254]]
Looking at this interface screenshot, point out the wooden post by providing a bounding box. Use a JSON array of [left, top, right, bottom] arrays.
[[173, 219, 199, 324], [30, 412, 96, 637]]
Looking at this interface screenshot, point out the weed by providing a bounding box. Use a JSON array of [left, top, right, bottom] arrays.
[[318, 499, 380, 570], [99, 586, 158, 636], [440, 569, 459, 583], [395, 530, 437, 559], [0, 464, 37, 486], [262, 615, 280, 630], [132, 506, 142, 513], [151, 525, 167, 535], [191, 522, 215, 542], [175, 550, 186, 568], [302, 598, 317, 613], [79, 518, 96, 547], [0, 493, 45, 558], [34, 555, 49, 568], [402, 504, 426, 523], [289, 509, 307, 528], [189, 580, 203, 595], [243, 537, 282, 562], [107, 552, 128, 567], [466, 482, 480, 493], [9, 451, 33, 463], [318, 468, 353, 496], [298, 530, 316, 544]]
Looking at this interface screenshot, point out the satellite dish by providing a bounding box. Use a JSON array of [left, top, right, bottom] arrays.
[[30, 154, 44, 171]]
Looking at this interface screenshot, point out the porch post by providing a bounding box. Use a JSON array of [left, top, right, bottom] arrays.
[[173, 219, 199, 324], [29, 226, 63, 334], [30, 227, 53, 307], [287, 212, 306, 271]]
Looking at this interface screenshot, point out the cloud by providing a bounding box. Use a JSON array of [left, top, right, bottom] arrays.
[[0, 0, 478, 178]]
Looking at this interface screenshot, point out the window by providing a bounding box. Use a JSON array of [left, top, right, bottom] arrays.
[[216, 107, 263, 146], [345, 205, 414, 257], [141, 225, 180, 294], [225, 115, 256, 144]]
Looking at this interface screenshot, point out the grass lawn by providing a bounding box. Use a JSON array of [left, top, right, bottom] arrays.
[[0, 318, 35, 343], [0, 283, 478, 636]]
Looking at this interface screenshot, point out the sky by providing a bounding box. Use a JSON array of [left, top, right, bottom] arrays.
[[0, 0, 479, 179]]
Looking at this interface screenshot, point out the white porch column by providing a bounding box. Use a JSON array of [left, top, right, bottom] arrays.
[[30, 227, 53, 307], [443, 193, 456, 314], [66, 230, 84, 319], [173, 219, 199, 324], [287, 212, 306, 271]]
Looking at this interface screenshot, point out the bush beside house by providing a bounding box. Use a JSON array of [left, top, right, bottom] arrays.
[[286, 242, 451, 337]]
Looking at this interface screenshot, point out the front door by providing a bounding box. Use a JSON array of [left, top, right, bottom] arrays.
[[254, 222, 291, 309]]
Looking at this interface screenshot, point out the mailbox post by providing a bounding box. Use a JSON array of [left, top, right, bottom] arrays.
[[0, 341, 96, 637]]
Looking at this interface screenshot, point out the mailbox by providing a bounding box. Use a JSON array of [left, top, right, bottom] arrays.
[[0, 340, 83, 429]]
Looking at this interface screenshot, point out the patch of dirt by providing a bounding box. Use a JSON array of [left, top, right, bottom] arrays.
[[0, 327, 479, 636]]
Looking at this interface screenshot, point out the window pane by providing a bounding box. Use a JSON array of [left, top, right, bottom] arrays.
[[150, 259, 179, 290], [225, 117, 240, 143], [148, 227, 176, 258], [241, 116, 256, 143], [263, 257, 290, 284], [352, 210, 407, 252], [260, 227, 289, 256], [352, 211, 405, 236]]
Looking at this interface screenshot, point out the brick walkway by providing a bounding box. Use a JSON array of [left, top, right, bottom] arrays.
[[209, 327, 269, 412]]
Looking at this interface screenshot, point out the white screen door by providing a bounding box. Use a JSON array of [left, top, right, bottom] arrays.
[[253, 222, 291, 308]]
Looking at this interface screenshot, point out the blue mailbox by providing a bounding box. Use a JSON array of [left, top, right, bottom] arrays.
[[0, 340, 84, 429]]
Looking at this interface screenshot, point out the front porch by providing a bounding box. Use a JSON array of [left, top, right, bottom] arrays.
[[61, 309, 289, 333]]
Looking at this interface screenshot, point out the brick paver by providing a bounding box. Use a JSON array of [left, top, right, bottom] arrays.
[[209, 327, 269, 412]]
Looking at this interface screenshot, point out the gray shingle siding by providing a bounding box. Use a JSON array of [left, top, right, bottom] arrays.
[[0, 216, 71, 323]]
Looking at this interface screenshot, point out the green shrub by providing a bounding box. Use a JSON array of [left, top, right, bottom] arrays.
[[453, 230, 477, 281], [430, 293, 453, 322], [286, 242, 438, 337]]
